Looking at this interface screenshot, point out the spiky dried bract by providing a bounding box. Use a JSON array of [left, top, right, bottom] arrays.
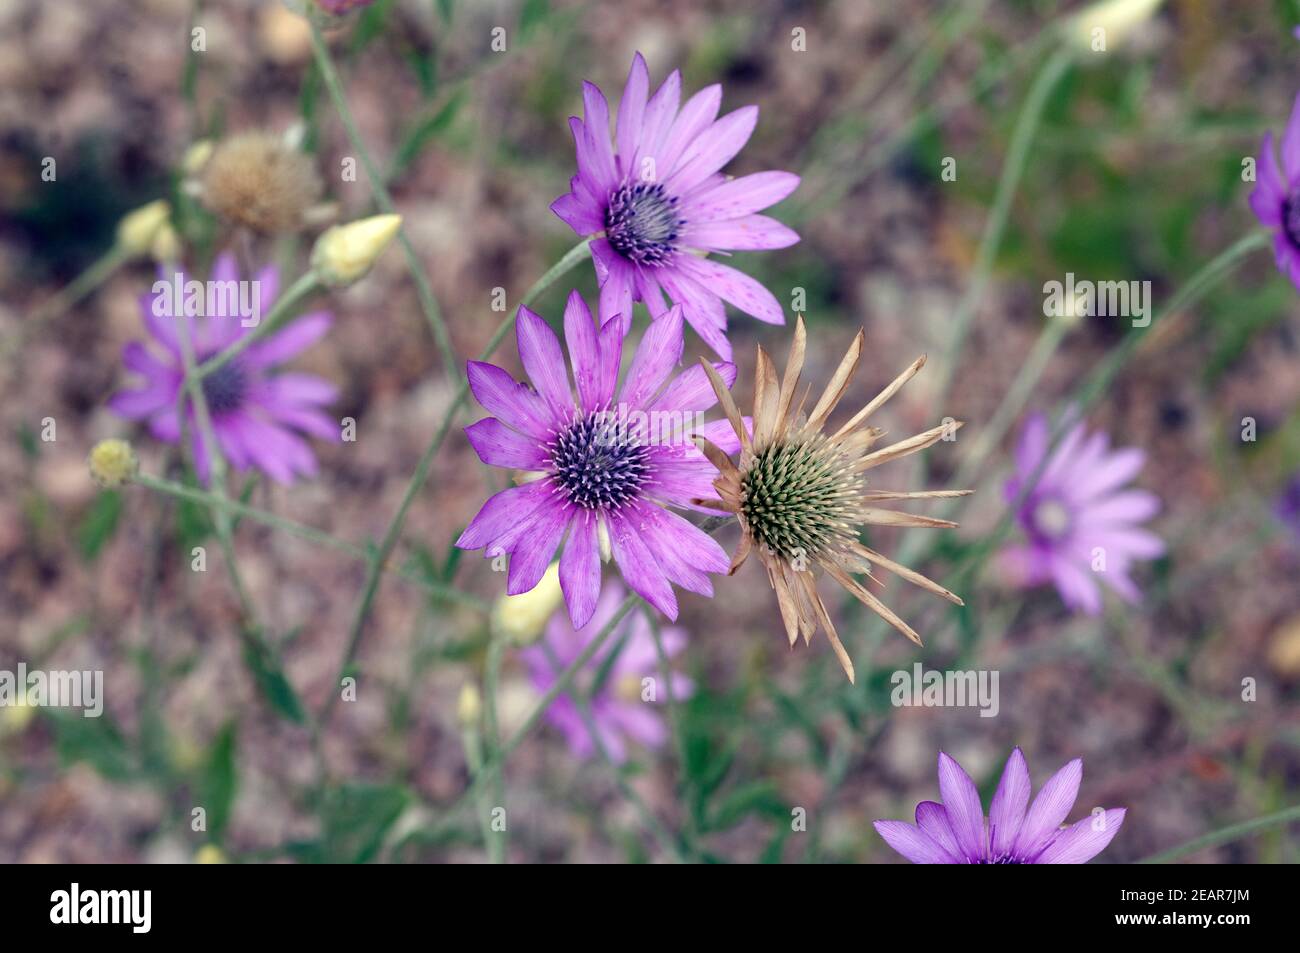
[[200, 132, 322, 234], [696, 316, 970, 682]]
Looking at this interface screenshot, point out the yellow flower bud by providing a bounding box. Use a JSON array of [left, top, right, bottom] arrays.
[[1065, 0, 1163, 56], [1, 698, 35, 734], [457, 683, 482, 728], [310, 214, 403, 288], [182, 139, 215, 176], [115, 200, 171, 258], [88, 439, 138, 488], [490, 562, 563, 646], [194, 845, 227, 864], [150, 221, 183, 264]]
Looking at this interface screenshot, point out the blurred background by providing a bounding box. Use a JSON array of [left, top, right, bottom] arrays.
[[2, 0, 1299, 863]]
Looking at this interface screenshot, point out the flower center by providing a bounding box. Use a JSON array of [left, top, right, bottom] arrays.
[[1284, 191, 1300, 249], [1031, 497, 1072, 540], [740, 436, 860, 561], [200, 360, 248, 415], [604, 182, 681, 266], [550, 411, 650, 510]]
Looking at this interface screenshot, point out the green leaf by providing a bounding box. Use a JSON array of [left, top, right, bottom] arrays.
[[198, 722, 239, 839], [78, 490, 122, 561], [707, 780, 783, 831], [319, 783, 410, 863], [391, 91, 465, 177], [242, 640, 306, 724], [50, 710, 135, 781]]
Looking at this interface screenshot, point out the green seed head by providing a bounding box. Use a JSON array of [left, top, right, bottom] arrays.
[[740, 433, 861, 561]]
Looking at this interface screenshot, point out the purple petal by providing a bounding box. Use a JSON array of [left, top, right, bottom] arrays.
[[681, 171, 801, 221], [1079, 489, 1161, 526], [243, 312, 332, 370], [685, 214, 800, 251], [658, 84, 722, 175], [618, 305, 684, 409], [616, 53, 650, 176], [988, 748, 1032, 859], [1050, 556, 1104, 615], [605, 506, 678, 620], [655, 268, 732, 360], [261, 373, 338, 407], [629, 499, 727, 596], [466, 360, 555, 441], [632, 68, 681, 172], [667, 106, 758, 193], [464, 417, 549, 470], [516, 306, 576, 419], [1282, 90, 1300, 182], [914, 801, 964, 863], [673, 254, 785, 325], [1250, 133, 1286, 227], [649, 361, 736, 416], [455, 479, 556, 551], [937, 752, 987, 862], [873, 820, 954, 864], [560, 509, 601, 628], [550, 193, 603, 235], [1070, 447, 1146, 502], [506, 499, 572, 595], [1013, 758, 1083, 860], [592, 240, 636, 334], [1035, 808, 1125, 864], [580, 82, 618, 191]]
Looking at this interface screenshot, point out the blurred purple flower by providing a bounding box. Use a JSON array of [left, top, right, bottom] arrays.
[[522, 582, 692, 762], [551, 52, 800, 360], [997, 412, 1164, 615], [455, 291, 736, 627], [1276, 473, 1300, 539], [314, 0, 376, 14], [109, 253, 338, 485], [1249, 91, 1300, 289], [874, 749, 1126, 864]]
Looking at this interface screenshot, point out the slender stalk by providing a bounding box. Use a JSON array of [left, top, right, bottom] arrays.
[[197, 271, 321, 379], [932, 48, 1072, 406], [425, 595, 639, 839], [319, 238, 591, 726], [1138, 804, 1300, 863], [132, 472, 488, 612], [308, 21, 459, 384], [3, 246, 129, 366], [482, 631, 508, 863]]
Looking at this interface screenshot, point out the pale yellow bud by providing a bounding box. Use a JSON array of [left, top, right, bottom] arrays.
[[150, 221, 182, 264], [457, 683, 482, 728], [1065, 0, 1163, 56], [1, 698, 34, 734], [115, 200, 172, 258], [88, 439, 138, 488], [490, 562, 563, 646], [310, 214, 403, 288], [194, 845, 227, 864], [182, 140, 215, 176]]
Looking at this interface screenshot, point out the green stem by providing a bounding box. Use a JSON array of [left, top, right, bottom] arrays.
[[1138, 804, 1300, 863], [132, 472, 488, 612], [3, 246, 129, 365], [198, 271, 321, 380], [482, 631, 507, 863], [308, 21, 459, 384], [426, 594, 639, 839], [932, 48, 1072, 406], [320, 238, 591, 727]]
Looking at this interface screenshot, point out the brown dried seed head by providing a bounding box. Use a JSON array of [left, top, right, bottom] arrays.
[[200, 132, 322, 234]]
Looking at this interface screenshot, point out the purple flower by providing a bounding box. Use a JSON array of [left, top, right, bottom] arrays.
[[521, 582, 692, 762], [1250, 91, 1300, 289], [455, 291, 736, 627], [998, 412, 1164, 615], [1276, 473, 1300, 540], [874, 749, 1126, 864], [551, 52, 800, 360], [109, 253, 338, 485]]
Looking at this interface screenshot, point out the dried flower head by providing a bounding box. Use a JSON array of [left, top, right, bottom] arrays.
[[695, 317, 969, 682], [200, 131, 322, 234]]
